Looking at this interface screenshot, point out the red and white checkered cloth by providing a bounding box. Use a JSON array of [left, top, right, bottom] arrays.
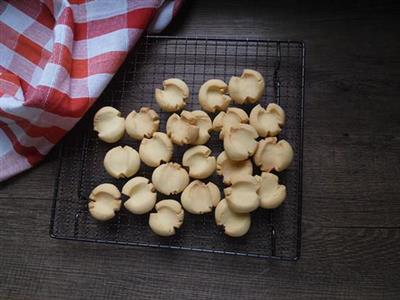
[[0, 0, 182, 182]]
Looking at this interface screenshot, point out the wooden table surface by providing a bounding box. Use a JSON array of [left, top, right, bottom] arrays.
[[1, 1, 400, 299]]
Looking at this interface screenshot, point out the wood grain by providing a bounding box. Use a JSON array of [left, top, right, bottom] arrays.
[[0, 196, 399, 299], [1, 0, 400, 299]]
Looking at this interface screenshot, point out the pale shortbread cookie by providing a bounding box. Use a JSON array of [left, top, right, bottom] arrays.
[[155, 78, 189, 112], [122, 177, 157, 214], [228, 69, 265, 104], [223, 124, 258, 161], [249, 103, 285, 137], [224, 175, 260, 213], [212, 107, 248, 139], [103, 146, 140, 179], [152, 162, 190, 195], [125, 107, 160, 140], [149, 200, 184, 236], [216, 151, 253, 185], [166, 112, 199, 145], [182, 145, 216, 179], [253, 137, 294, 172], [189, 110, 212, 145], [88, 183, 121, 221], [93, 106, 125, 143], [215, 199, 251, 237], [181, 180, 220, 214], [255, 172, 286, 209], [139, 132, 173, 167], [198, 79, 231, 112]]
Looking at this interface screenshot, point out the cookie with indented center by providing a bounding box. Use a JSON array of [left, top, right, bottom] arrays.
[[103, 146, 140, 179], [166, 112, 199, 145], [249, 103, 285, 137], [223, 124, 258, 161], [149, 200, 184, 236], [224, 175, 260, 213], [215, 199, 251, 237], [139, 132, 173, 167], [228, 69, 265, 104], [152, 162, 190, 195], [216, 151, 253, 185], [253, 137, 294, 172], [125, 107, 159, 140], [155, 78, 189, 112], [255, 172, 286, 209], [213, 107, 248, 139], [122, 177, 157, 214], [181, 180, 220, 214], [93, 106, 125, 143], [182, 145, 216, 179], [199, 79, 231, 112], [88, 183, 121, 221]]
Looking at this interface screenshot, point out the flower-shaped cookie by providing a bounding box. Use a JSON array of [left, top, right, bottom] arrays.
[[88, 183, 121, 221], [223, 124, 258, 161], [256, 173, 286, 209], [155, 78, 189, 112], [93, 106, 125, 143], [152, 162, 190, 195], [125, 107, 160, 140], [253, 137, 294, 172], [228, 69, 265, 104], [249, 103, 285, 137], [149, 200, 184, 236], [224, 175, 259, 213], [139, 132, 173, 167], [212, 107, 249, 139], [166, 112, 199, 145], [215, 199, 251, 237], [122, 177, 157, 214], [103, 146, 140, 178], [181, 180, 220, 214], [216, 151, 253, 185], [182, 145, 216, 179], [199, 79, 231, 112]]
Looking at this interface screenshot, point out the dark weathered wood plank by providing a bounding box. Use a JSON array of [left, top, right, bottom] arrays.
[[0, 196, 399, 299], [1, 1, 400, 299]]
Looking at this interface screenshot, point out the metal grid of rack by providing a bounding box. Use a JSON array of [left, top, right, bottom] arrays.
[[50, 36, 305, 260]]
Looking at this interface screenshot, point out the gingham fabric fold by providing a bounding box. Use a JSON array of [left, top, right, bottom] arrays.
[[0, 0, 182, 182]]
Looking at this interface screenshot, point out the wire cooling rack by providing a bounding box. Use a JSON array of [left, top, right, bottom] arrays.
[[50, 36, 305, 260]]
